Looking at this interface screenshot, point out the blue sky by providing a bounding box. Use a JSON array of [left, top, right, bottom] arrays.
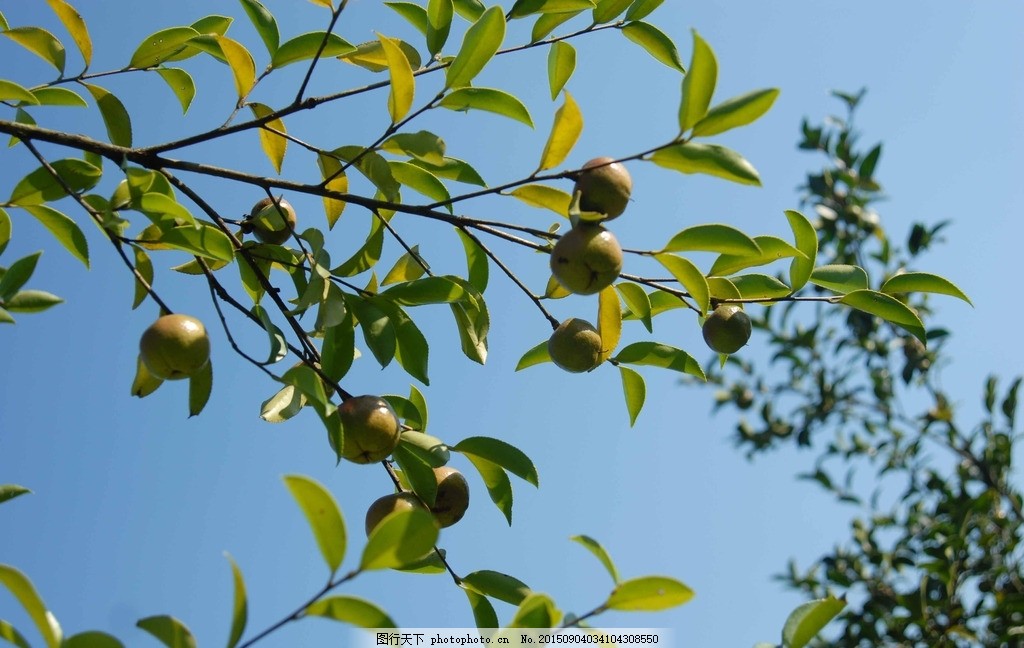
[[2, 2, 1022, 647]]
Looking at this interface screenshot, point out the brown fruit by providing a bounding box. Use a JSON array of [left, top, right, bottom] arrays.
[[430, 466, 470, 528], [702, 304, 752, 354], [548, 318, 603, 373], [574, 157, 632, 220], [339, 396, 401, 464], [549, 224, 623, 295], [364, 492, 424, 536], [139, 314, 211, 380], [249, 196, 297, 245]]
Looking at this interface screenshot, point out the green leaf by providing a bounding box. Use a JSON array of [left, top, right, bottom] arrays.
[[840, 289, 927, 343], [457, 229, 489, 292], [808, 264, 868, 294], [348, 295, 396, 367], [4, 290, 63, 313], [593, 0, 634, 23], [530, 11, 580, 42], [678, 30, 717, 131], [0, 80, 38, 105], [139, 192, 196, 228], [613, 342, 706, 381], [0, 307, 14, 324], [138, 222, 235, 263], [624, 0, 665, 21], [259, 385, 304, 423], [463, 453, 513, 524], [305, 596, 396, 628], [426, 0, 454, 57], [83, 84, 132, 147], [445, 6, 506, 89], [380, 301, 431, 385], [730, 274, 791, 299], [463, 588, 499, 629], [616, 282, 652, 332], [316, 154, 348, 228], [389, 161, 451, 211], [248, 103, 287, 174], [9, 158, 101, 206], [62, 631, 124, 648], [547, 41, 575, 100], [881, 272, 972, 305], [0, 620, 30, 648], [387, 3, 429, 35], [538, 91, 583, 171], [282, 475, 347, 574], [360, 507, 439, 570], [0, 568, 62, 648], [692, 88, 779, 137], [0, 485, 30, 505], [381, 131, 447, 165], [20, 204, 90, 268], [397, 430, 448, 464], [785, 209, 816, 291], [620, 22, 684, 72], [224, 554, 247, 648], [461, 570, 531, 605], [3, 27, 66, 73], [650, 142, 760, 186], [606, 576, 694, 611], [509, 593, 561, 628], [663, 223, 761, 256], [655, 253, 709, 315], [453, 436, 539, 486], [450, 298, 489, 364], [598, 284, 621, 361], [411, 156, 486, 186], [781, 596, 846, 648], [44, 0, 92, 67], [515, 340, 551, 371], [130, 354, 164, 398], [29, 86, 87, 107], [709, 236, 806, 276], [321, 310, 357, 382], [378, 34, 415, 123], [440, 87, 534, 127], [272, 32, 355, 67], [382, 246, 428, 286], [129, 27, 200, 68], [0, 252, 41, 301], [570, 535, 620, 583], [238, 0, 279, 56], [333, 147, 400, 201], [509, 184, 570, 215], [155, 68, 196, 113], [212, 35, 255, 98], [0, 209, 10, 256], [382, 276, 471, 306], [339, 39, 420, 73], [858, 144, 882, 180], [187, 360, 212, 417], [393, 444, 438, 506], [135, 616, 195, 648]]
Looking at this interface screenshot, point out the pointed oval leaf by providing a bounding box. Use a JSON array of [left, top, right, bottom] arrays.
[[4, 290, 63, 313], [339, 39, 419, 72], [389, 161, 451, 211], [360, 507, 439, 570], [393, 444, 438, 506], [27, 86, 86, 107], [453, 436, 538, 486], [259, 385, 304, 423], [808, 264, 868, 294], [547, 41, 575, 100], [538, 91, 583, 171], [785, 209, 816, 290], [598, 284, 621, 361], [273, 32, 355, 68], [0, 80, 38, 105], [840, 289, 926, 343], [730, 273, 791, 299], [282, 475, 347, 574], [445, 6, 505, 89], [0, 485, 31, 505], [381, 131, 447, 165], [426, 0, 454, 56], [462, 570, 531, 605], [531, 11, 579, 42], [462, 453, 513, 524], [187, 360, 212, 417], [625, 0, 665, 21], [316, 154, 349, 228], [621, 22, 684, 72], [593, 0, 634, 23], [440, 87, 534, 127], [397, 430, 447, 464], [378, 34, 415, 123], [651, 142, 760, 186], [709, 236, 806, 277], [881, 272, 972, 305], [155, 68, 196, 113], [83, 83, 132, 147], [130, 354, 164, 398], [62, 631, 124, 648], [693, 88, 780, 137], [387, 3, 429, 35], [706, 276, 741, 300], [463, 588, 499, 630], [617, 282, 653, 332], [663, 223, 760, 256], [44, 0, 92, 66], [305, 596, 396, 628], [382, 246, 428, 286], [0, 208, 11, 256], [129, 27, 200, 68], [224, 554, 247, 648], [3, 27, 66, 73], [238, 0, 279, 56], [0, 620, 30, 648], [456, 229, 489, 292], [248, 103, 287, 173], [212, 35, 255, 98], [781, 596, 846, 648], [509, 184, 570, 215], [0, 566, 60, 647], [570, 535, 621, 583], [678, 30, 716, 131], [655, 253, 709, 315], [9, 158, 101, 206], [515, 340, 551, 371], [21, 204, 89, 268], [509, 593, 561, 628], [0, 252, 41, 301], [613, 342, 706, 380], [618, 365, 646, 426], [606, 576, 694, 611], [135, 616, 195, 648]]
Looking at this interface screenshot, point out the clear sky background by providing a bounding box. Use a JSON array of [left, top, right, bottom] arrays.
[[2, 2, 1022, 647]]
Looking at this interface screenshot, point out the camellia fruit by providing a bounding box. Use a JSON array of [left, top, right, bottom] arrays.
[[548, 318, 603, 373], [339, 395, 401, 464], [248, 196, 297, 245], [702, 304, 752, 354], [364, 492, 425, 536], [430, 466, 470, 528], [574, 157, 632, 220], [139, 314, 211, 380], [549, 224, 623, 295]]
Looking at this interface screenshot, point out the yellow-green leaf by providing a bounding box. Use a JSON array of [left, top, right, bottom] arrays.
[[538, 91, 583, 171], [730, 273, 791, 299], [131, 353, 163, 397], [360, 507, 438, 570], [83, 83, 132, 147], [225, 554, 247, 648], [0, 80, 38, 105], [426, 0, 454, 57], [515, 340, 551, 371], [283, 474, 347, 574], [273, 32, 355, 68], [248, 103, 287, 173], [597, 284, 621, 361], [840, 289, 927, 343], [509, 184, 570, 215], [382, 245, 428, 285], [782, 596, 847, 648], [616, 282, 653, 332], [808, 264, 868, 294], [0, 564, 62, 648], [305, 596, 397, 628], [132, 245, 153, 309], [45, 0, 92, 67], [547, 41, 575, 100], [188, 360, 213, 417], [620, 21, 685, 72], [213, 35, 256, 98], [655, 253, 709, 315], [785, 209, 817, 291], [136, 616, 196, 648], [238, 0, 279, 56], [693, 88, 780, 137], [3, 27, 66, 73], [678, 30, 717, 132], [880, 272, 972, 306], [439, 87, 534, 127], [606, 576, 694, 611], [662, 223, 760, 256], [0, 619, 31, 648], [156, 67, 196, 113], [21, 204, 89, 268], [651, 142, 760, 186], [317, 154, 348, 228], [618, 365, 645, 426], [710, 235, 806, 276], [129, 27, 200, 68], [445, 5, 505, 89], [570, 534, 621, 583], [30, 86, 87, 107], [378, 33, 415, 123], [593, 0, 633, 23]]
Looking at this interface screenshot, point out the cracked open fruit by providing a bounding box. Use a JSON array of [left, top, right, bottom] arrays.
[[548, 318, 603, 373], [549, 224, 623, 295], [574, 157, 632, 220], [339, 395, 401, 464], [702, 304, 752, 354], [248, 196, 297, 245], [139, 314, 211, 380], [430, 466, 470, 528], [364, 492, 425, 536]]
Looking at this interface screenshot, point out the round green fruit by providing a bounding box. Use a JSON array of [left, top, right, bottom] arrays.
[[339, 395, 401, 464], [249, 196, 297, 245], [549, 224, 623, 295], [548, 318, 603, 373], [364, 492, 425, 536], [702, 304, 752, 354], [574, 157, 632, 220], [139, 314, 211, 380], [430, 466, 470, 528]]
